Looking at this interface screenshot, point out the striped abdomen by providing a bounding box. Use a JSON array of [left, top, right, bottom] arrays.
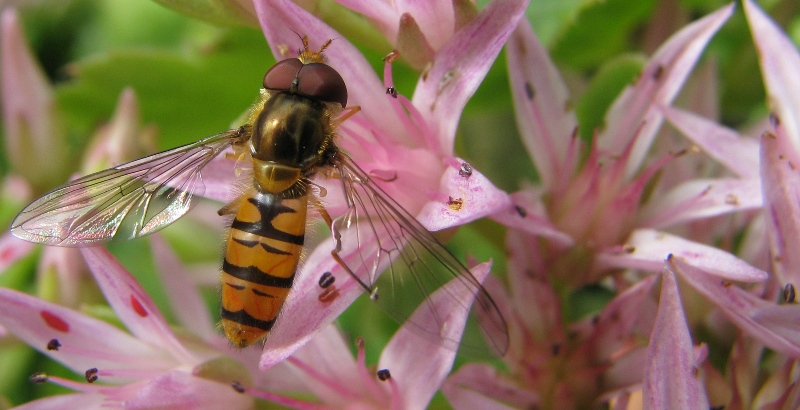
[[220, 188, 307, 347]]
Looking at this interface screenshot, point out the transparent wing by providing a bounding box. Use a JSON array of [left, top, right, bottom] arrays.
[[11, 128, 246, 246], [330, 151, 509, 357]]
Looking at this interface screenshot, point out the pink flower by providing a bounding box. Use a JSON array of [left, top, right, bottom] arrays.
[[188, 0, 527, 368], [0, 8, 69, 194], [0, 9, 156, 288], [442, 3, 800, 408], [259, 263, 494, 409], [0, 241, 312, 409], [328, 0, 496, 68], [493, 4, 763, 285]]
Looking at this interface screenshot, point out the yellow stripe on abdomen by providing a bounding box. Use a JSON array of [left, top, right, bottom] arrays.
[[220, 189, 307, 347]]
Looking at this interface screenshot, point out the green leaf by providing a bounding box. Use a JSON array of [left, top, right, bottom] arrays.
[[55, 27, 273, 151], [527, 0, 595, 46], [576, 53, 646, 140], [551, 0, 656, 70]]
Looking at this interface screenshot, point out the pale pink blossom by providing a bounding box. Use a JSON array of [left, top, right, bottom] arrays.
[[0, 243, 309, 409], [187, 0, 527, 368], [442, 4, 800, 408]]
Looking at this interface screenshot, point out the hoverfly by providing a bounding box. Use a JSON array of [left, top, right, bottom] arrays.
[[11, 36, 509, 355]]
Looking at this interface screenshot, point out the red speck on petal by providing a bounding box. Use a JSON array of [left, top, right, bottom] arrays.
[[130, 295, 148, 317], [0, 246, 14, 263], [40, 311, 69, 332]]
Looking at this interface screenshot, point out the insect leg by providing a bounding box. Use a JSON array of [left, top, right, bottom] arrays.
[[309, 195, 374, 296], [331, 106, 361, 127], [217, 192, 248, 216]]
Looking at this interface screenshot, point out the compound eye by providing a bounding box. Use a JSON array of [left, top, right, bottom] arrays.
[[263, 58, 303, 91], [296, 63, 348, 108]]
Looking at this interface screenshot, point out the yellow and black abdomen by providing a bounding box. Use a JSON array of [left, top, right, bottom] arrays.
[[220, 187, 308, 347]]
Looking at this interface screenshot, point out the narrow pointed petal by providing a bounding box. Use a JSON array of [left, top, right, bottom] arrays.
[[744, 0, 800, 150], [396, 13, 436, 69], [254, 0, 404, 141], [332, 0, 396, 40], [150, 235, 216, 342], [411, 0, 529, 155], [259, 235, 365, 368], [599, 4, 734, 178], [443, 363, 539, 409], [670, 257, 800, 358], [596, 229, 768, 282], [290, 325, 361, 403], [81, 88, 154, 175], [416, 160, 511, 231], [379, 262, 492, 410], [80, 247, 200, 365], [760, 125, 800, 286], [1, 8, 68, 190], [507, 21, 578, 190], [397, 0, 454, 50], [639, 178, 763, 228], [12, 393, 107, 410], [0, 287, 173, 373], [661, 105, 760, 178], [105, 370, 253, 409], [643, 268, 709, 409], [0, 231, 35, 272], [584, 275, 658, 359], [491, 191, 574, 247], [195, 154, 237, 203]]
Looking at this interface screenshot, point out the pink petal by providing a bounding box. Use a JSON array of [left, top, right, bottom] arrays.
[[259, 235, 366, 369], [670, 257, 800, 358], [332, 1, 397, 40], [196, 153, 238, 203], [760, 125, 800, 286], [602, 346, 648, 395], [599, 4, 735, 178], [0, 287, 173, 374], [149, 235, 216, 342], [289, 325, 361, 404], [744, 0, 800, 150], [411, 0, 529, 155], [643, 268, 709, 409], [379, 262, 492, 410], [596, 229, 768, 282], [393, 0, 455, 50], [639, 177, 763, 228], [661, 106, 760, 178], [0, 231, 35, 272], [442, 363, 539, 409], [416, 158, 512, 231], [13, 393, 107, 410], [80, 247, 200, 365], [581, 275, 658, 361], [107, 370, 253, 410], [506, 20, 579, 190], [491, 190, 574, 247], [37, 246, 87, 307], [80, 88, 150, 174], [0, 9, 68, 189], [254, 0, 405, 142]]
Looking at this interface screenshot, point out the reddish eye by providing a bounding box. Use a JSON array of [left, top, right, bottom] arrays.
[[295, 63, 348, 108], [263, 59, 348, 108], [263, 58, 304, 91]]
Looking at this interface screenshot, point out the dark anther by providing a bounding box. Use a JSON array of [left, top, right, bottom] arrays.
[[85, 368, 99, 383], [46, 339, 61, 351], [377, 369, 391, 381]]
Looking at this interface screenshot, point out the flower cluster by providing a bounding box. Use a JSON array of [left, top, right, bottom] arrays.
[[1, 0, 800, 408]]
